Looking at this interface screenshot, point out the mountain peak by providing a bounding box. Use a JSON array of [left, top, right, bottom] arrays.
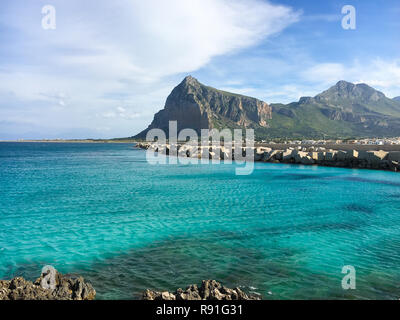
[[176, 75, 202, 93], [316, 80, 385, 102], [334, 80, 355, 89], [181, 75, 200, 85], [336, 80, 353, 85], [333, 80, 378, 92]]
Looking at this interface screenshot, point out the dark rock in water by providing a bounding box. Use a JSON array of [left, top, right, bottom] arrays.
[[0, 269, 96, 300], [142, 280, 261, 300]]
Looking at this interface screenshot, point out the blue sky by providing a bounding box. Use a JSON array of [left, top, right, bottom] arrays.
[[0, 0, 399, 139]]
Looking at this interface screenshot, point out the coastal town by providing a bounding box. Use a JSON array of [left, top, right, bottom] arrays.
[[261, 137, 400, 145]]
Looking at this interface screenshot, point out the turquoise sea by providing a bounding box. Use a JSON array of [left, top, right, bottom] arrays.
[[0, 142, 399, 299]]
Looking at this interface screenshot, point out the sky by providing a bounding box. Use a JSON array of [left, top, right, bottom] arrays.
[[0, 0, 399, 139]]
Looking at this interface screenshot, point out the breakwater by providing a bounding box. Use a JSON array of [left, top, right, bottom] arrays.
[[136, 142, 400, 172]]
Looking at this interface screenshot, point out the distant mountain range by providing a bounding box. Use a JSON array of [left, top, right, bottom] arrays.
[[134, 76, 400, 140]]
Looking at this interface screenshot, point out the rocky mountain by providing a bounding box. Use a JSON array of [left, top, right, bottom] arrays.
[[313, 81, 400, 117], [267, 81, 400, 139], [134, 77, 400, 140], [393, 96, 400, 102], [134, 76, 272, 138]]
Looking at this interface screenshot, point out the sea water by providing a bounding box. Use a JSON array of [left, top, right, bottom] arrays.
[[0, 142, 399, 299]]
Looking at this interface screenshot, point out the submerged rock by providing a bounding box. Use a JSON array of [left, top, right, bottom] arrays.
[[0, 269, 96, 300], [142, 280, 261, 300]]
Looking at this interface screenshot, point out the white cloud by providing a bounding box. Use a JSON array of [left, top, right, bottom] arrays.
[[4, 0, 301, 82], [219, 84, 317, 104], [303, 14, 341, 22], [215, 56, 400, 104], [0, 0, 300, 138], [98, 106, 141, 120], [357, 59, 400, 93], [302, 63, 347, 85], [302, 59, 400, 98]]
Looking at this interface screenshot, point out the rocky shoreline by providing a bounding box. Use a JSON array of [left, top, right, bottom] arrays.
[[136, 142, 400, 172], [142, 280, 261, 300], [0, 269, 96, 300], [1, 272, 257, 300]]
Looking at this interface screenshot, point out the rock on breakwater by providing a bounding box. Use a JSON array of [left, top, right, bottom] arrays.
[[0, 269, 96, 300], [142, 279, 261, 300], [136, 142, 400, 172]]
